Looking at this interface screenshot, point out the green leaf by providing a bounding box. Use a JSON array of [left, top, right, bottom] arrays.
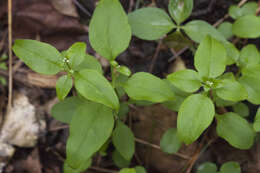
[[65, 101, 114, 170], [64, 159, 91, 173], [89, 0, 131, 60], [219, 161, 241, 173], [194, 36, 227, 78], [183, 20, 227, 43], [197, 162, 217, 173], [74, 69, 119, 110], [117, 66, 132, 77], [253, 108, 260, 132], [51, 96, 82, 124], [119, 168, 136, 173], [75, 54, 103, 74], [177, 94, 215, 144], [124, 72, 175, 103], [128, 7, 175, 40], [216, 112, 255, 149], [232, 15, 260, 39], [163, 31, 193, 51], [56, 75, 73, 101], [167, 69, 201, 93], [229, 2, 258, 19], [224, 42, 240, 65], [12, 39, 62, 75], [232, 102, 249, 117], [112, 150, 131, 168], [238, 44, 260, 68], [168, 0, 193, 25], [217, 22, 233, 39], [112, 121, 135, 160], [216, 79, 247, 102], [160, 128, 182, 154], [118, 102, 129, 119], [135, 166, 146, 173], [66, 42, 86, 69]]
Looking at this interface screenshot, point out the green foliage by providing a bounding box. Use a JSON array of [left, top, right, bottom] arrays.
[[135, 166, 146, 173], [119, 168, 136, 173], [197, 161, 241, 173], [56, 75, 73, 101], [160, 128, 182, 154], [112, 150, 131, 168], [65, 42, 86, 69], [238, 44, 260, 68], [232, 102, 249, 117], [229, 2, 258, 19], [253, 108, 260, 132], [217, 22, 233, 39], [197, 162, 217, 173]]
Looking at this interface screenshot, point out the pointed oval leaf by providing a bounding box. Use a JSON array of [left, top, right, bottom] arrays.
[[135, 166, 146, 173], [253, 108, 260, 132], [124, 72, 175, 103], [56, 75, 73, 101], [232, 102, 249, 117], [239, 44, 260, 68], [195, 36, 227, 78], [112, 121, 135, 161], [112, 150, 131, 168], [75, 54, 103, 74], [65, 101, 114, 169], [74, 69, 119, 110], [89, 0, 131, 60], [220, 161, 241, 173], [168, 0, 193, 25], [197, 162, 217, 173], [177, 94, 215, 144], [66, 42, 86, 69], [128, 7, 175, 40], [12, 39, 62, 75], [216, 112, 255, 149], [160, 128, 182, 154], [229, 2, 258, 19], [217, 22, 233, 39]]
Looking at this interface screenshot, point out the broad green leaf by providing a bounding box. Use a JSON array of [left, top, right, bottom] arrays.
[[128, 7, 175, 40], [217, 22, 233, 39], [135, 166, 146, 173], [194, 36, 227, 78], [229, 2, 258, 19], [233, 15, 260, 38], [224, 42, 240, 65], [89, 0, 131, 60], [56, 75, 73, 101], [112, 121, 135, 160], [213, 91, 236, 107], [51, 96, 82, 124], [160, 128, 182, 154], [183, 20, 227, 43], [112, 150, 131, 168], [232, 102, 249, 117], [197, 162, 217, 173], [238, 44, 260, 68], [216, 112, 255, 149], [216, 79, 248, 102], [74, 69, 119, 110], [75, 54, 103, 74], [220, 161, 241, 173], [12, 39, 62, 75], [66, 42, 86, 69], [119, 168, 136, 173], [64, 159, 91, 173], [253, 108, 260, 132], [177, 94, 215, 144], [65, 101, 114, 169], [168, 0, 193, 25], [124, 72, 175, 103], [167, 69, 201, 93]]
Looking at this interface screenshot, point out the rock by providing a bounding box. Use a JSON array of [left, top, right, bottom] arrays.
[[0, 142, 15, 173]]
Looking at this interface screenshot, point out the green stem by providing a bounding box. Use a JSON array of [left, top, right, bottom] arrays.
[[111, 65, 116, 88]]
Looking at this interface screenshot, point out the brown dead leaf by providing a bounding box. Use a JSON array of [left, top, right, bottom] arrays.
[[51, 0, 79, 17]]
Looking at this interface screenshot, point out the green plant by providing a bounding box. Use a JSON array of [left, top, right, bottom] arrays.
[[197, 161, 241, 173], [11, 0, 260, 173]]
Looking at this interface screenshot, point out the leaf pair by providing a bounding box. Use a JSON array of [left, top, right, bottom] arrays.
[[197, 161, 241, 173]]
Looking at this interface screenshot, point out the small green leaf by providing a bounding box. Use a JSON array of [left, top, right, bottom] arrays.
[[232, 15, 260, 39], [89, 0, 131, 60], [74, 54, 103, 74], [163, 31, 193, 51], [195, 36, 227, 78], [224, 42, 240, 65], [112, 121, 135, 161], [216, 112, 255, 150], [217, 22, 233, 39], [56, 75, 73, 101], [64, 159, 91, 173], [167, 69, 201, 93], [253, 108, 260, 132], [238, 44, 260, 68], [124, 72, 175, 103], [177, 94, 215, 144], [135, 166, 146, 173], [65, 101, 114, 170], [51, 96, 82, 124], [66, 42, 86, 69], [216, 79, 248, 102], [160, 128, 182, 154], [117, 66, 132, 77], [183, 20, 227, 43], [112, 150, 131, 168], [229, 2, 258, 19], [220, 161, 241, 173], [12, 39, 62, 75], [232, 102, 249, 117], [197, 162, 217, 173], [74, 69, 119, 110], [128, 7, 176, 40], [168, 0, 193, 25], [119, 168, 136, 173]]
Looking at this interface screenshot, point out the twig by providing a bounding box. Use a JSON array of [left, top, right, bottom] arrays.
[[148, 39, 163, 73], [73, 0, 91, 17], [128, 0, 134, 13], [7, 0, 13, 112], [89, 166, 117, 173]]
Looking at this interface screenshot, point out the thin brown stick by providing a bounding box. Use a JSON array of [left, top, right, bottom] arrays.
[[89, 166, 117, 173], [7, 0, 13, 112], [149, 39, 163, 73]]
